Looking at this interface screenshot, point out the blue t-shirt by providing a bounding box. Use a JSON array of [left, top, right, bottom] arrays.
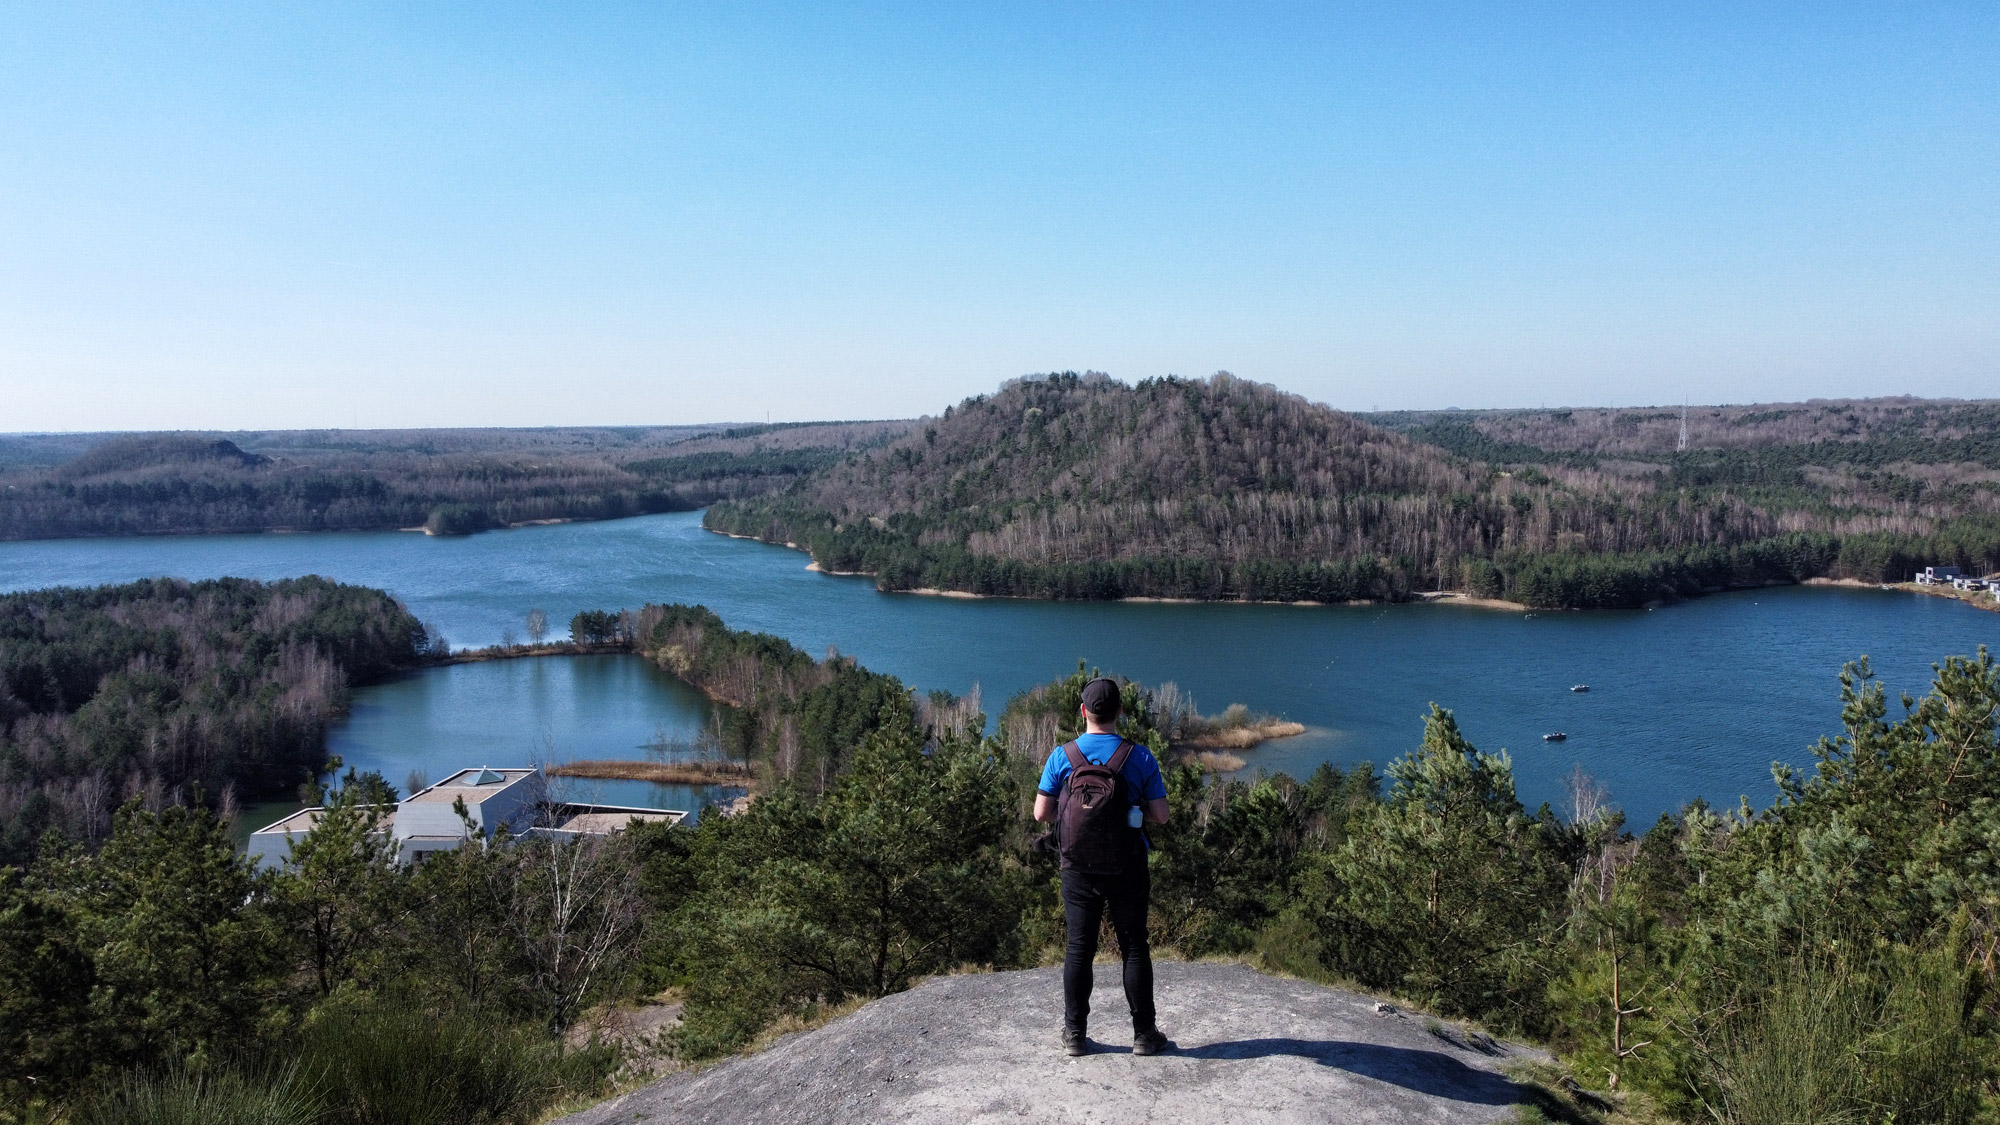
[[1037, 733, 1168, 805]]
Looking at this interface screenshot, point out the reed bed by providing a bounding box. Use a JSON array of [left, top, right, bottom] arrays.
[[546, 759, 756, 785], [1181, 719, 1307, 750]]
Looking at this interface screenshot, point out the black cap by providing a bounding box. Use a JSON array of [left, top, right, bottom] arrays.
[[1081, 677, 1122, 720]]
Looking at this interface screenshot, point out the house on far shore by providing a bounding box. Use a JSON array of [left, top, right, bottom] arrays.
[[1916, 565, 1964, 585], [247, 765, 685, 872]]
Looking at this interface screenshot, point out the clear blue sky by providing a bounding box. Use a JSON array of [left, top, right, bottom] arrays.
[[3, 3, 1995, 430]]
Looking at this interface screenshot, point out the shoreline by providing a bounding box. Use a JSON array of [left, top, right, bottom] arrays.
[[409, 516, 592, 537], [712, 526, 1538, 611], [1807, 575, 2000, 614], [714, 527, 2000, 616], [0, 507, 695, 543], [426, 641, 629, 666], [1411, 591, 1531, 611], [1885, 579, 1999, 614], [889, 585, 1533, 612]]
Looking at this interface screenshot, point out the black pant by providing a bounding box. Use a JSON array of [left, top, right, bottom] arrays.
[[1061, 865, 1155, 1036]]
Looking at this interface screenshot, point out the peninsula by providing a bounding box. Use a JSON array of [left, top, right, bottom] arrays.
[[706, 374, 2000, 609]]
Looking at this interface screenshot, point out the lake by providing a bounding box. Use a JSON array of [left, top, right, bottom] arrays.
[[329, 654, 734, 816], [3, 511, 1994, 824]]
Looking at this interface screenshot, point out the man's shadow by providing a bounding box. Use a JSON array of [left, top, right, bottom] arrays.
[[1164, 1039, 1519, 1106]]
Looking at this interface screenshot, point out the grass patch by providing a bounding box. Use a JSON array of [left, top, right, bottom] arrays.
[[738, 996, 872, 1058], [77, 1062, 323, 1125], [1504, 1062, 1679, 1125], [297, 1002, 614, 1125]]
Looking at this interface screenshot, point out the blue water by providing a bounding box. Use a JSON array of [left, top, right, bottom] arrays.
[[328, 655, 733, 815], [3, 511, 1993, 824]]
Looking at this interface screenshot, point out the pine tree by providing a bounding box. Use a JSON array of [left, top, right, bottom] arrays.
[[1304, 705, 1566, 1029]]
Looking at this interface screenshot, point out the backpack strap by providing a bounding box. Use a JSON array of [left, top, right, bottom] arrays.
[[1106, 739, 1136, 773], [1061, 740, 1086, 772]]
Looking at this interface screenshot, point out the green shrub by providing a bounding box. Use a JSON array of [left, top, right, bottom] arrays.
[[669, 727, 1019, 1059], [1860, 939, 1989, 1125], [1709, 958, 1870, 1125], [1707, 943, 1991, 1125], [79, 1062, 322, 1125], [1249, 909, 1330, 983], [295, 1002, 610, 1125]]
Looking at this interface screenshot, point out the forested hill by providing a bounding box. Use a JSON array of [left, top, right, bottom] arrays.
[[0, 577, 426, 863], [1374, 397, 2000, 466], [705, 374, 2000, 607], [704, 373, 1563, 601], [0, 420, 913, 540]]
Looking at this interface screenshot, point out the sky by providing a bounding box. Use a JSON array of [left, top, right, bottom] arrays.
[[2, 3, 1997, 431]]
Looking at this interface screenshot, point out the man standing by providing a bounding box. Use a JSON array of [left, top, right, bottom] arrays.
[[1033, 676, 1172, 1057]]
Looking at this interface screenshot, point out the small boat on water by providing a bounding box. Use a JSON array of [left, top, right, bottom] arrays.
[[1570, 685, 1590, 693], [1543, 732, 1567, 742]]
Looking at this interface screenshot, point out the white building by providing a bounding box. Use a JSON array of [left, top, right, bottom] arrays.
[[247, 765, 686, 871], [527, 804, 685, 843], [394, 766, 547, 863], [1916, 565, 1963, 585]]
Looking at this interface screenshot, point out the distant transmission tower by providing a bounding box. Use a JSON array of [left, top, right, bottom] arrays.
[[1677, 402, 1690, 452]]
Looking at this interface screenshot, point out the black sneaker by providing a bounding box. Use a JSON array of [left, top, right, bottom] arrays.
[[1133, 1028, 1170, 1056], [1062, 1028, 1089, 1057]]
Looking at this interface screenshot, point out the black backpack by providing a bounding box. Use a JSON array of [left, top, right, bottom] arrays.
[[1057, 739, 1143, 874]]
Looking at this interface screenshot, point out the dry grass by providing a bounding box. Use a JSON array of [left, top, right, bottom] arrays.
[[560, 992, 686, 1095], [547, 759, 756, 785], [535, 991, 875, 1122], [1192, 750, 1248, 772], [1182, 719, 1307, 750], [740, 996, 873, 1056]]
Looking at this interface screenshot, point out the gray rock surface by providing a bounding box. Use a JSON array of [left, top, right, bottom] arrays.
[[556, 962, 1553, 1124]]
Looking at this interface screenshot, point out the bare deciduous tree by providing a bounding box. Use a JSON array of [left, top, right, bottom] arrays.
[[504, 834, 644, 1034], [1565, 764, 1611, 827]]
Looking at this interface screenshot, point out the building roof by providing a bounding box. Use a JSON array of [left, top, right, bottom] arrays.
[[247, 770, 686, 849], [251, 807, 323, 835], [404, 767, 541, 805], [557, 810, 684, 834], [250, 805, 397, 836]]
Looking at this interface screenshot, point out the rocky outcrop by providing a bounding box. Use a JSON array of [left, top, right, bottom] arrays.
[[555, 961, 1555, 1125]]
